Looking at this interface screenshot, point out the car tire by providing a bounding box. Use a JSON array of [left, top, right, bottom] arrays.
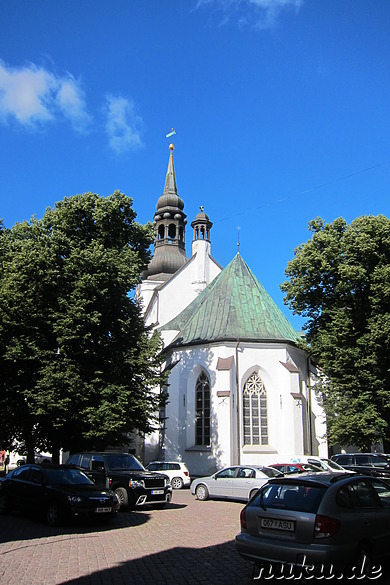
[[171, 477, 184, 490], [0, 494, 9, 515], [195, 484, 209, 501], [46, 502, 63, 526], [114, 487, 129, 508]]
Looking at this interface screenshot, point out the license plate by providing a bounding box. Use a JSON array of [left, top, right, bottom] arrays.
[[95, 507, 112, 513], [260, 517, 295, 531], [151, 489, 164, 495]]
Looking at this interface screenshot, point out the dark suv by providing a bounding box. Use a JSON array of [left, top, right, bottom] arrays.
[[331, 453, 390, 480], [66, 452, 172, 509]]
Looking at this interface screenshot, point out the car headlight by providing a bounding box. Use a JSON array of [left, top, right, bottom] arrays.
[[67, 495, 83, 503], [128, 480, 145, 488]]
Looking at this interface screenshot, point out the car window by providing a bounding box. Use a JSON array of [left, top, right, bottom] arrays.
[[44, 468, 94, 485], [334, 455, 351, 465], [79, 454, 92, 470], [371, 455, 389, 467], [30, 468, 44, 485], [237, 467, 255, 479], [250, 482, 325, 513], [147, 463, 159, 471], [104, 454, 145, 472], [168, 463, 180, 470], [12, 466, 31, 480], [355, 455, 370, 465], [346, 480, 381, 508], [67, 454, 81, 466], [371, 480, 390, 507], [216, 468, 236, 479]]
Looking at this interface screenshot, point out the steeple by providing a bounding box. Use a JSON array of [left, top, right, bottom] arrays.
[[142, 144, 188, 281]]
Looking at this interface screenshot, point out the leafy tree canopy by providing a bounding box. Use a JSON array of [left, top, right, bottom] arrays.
[[281, 215, 390, 450], [0, 192, 167, 462]]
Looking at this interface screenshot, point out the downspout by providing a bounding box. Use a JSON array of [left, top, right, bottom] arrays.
[[307, 355, 313, 455], [236, 340, 241, 465]]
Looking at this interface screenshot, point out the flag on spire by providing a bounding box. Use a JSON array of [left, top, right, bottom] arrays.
[[165, 128, 176, 138]]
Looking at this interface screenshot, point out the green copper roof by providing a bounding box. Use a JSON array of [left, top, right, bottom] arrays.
[[161, 253, 300, 347]]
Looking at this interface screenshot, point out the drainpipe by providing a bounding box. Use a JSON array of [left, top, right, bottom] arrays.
[[236, 340, 240, 465], [307, 355, 313, 455]]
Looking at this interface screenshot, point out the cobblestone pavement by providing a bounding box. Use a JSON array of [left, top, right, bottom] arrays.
[[0, 489, 256, 585], [1, 489, 390, 585]]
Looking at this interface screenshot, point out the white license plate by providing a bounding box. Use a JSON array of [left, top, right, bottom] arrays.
[[260, 517, 295, 532], [95, 507, 112, 513], [151, 489, 164, 495]]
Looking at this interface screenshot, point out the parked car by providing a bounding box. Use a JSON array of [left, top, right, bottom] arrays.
[[331, 453, 390, 480], [191, 465, 272, 502], [270, 463, 322, 474], [287, 456, 350, 473], [145, 461, 191, 489], [0, 463, 120, 526], [66, 452, 172, 509], [236, 471, 390, 577]]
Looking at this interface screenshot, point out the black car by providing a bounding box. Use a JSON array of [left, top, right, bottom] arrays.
[[0, 464, 120, 526], [331, 453, 390, 481], [66, 452, 172, 509]]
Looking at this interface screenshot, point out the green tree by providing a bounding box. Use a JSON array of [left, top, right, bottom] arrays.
[[281, 215, 390, 450], [0, 192, 167, 463]]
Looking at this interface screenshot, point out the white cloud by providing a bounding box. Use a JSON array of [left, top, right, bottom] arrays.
[[196, 0, 303, 29], [0, 60, 90, 130], [104, 95, 144, 155]]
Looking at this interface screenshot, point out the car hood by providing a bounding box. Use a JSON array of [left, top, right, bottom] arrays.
[[107, 470, 169, 480]]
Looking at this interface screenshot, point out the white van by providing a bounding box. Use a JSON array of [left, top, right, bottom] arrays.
[[287, 455, 350, 473]]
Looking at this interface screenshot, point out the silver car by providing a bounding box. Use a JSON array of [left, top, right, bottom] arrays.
[[191, 465, 281, 502], [236, 472, 390, 578]]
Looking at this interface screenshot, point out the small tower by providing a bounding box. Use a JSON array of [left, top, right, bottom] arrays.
[[191, 206, 213, 293], [142, 144, 188, 281]]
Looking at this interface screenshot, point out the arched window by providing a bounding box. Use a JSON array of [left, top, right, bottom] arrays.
[[158, 225, 165, 240], [195, 371, 210, 446], [243, 372, 268, 446]]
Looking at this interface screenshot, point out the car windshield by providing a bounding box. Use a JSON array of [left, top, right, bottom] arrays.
[[321, 458, 345, 471], [45, 468, 94, 485], [105, 454, 145, 472], [250, 482, 326, 513]]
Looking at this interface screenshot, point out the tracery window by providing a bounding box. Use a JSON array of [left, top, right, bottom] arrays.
[[195, 371, 210, 446], [243, 371, 268, 446]]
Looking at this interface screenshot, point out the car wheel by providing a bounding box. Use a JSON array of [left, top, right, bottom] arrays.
[[195, 484, 209, 501], [114, 487, 129, 508], [0, 494, 9, 515], [46, 503, 63, 526], [171, 477, 184, 490]]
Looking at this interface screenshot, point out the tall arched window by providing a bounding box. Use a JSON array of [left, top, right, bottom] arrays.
[[195, 371, 210, 446], [243, 371, 268, 446]]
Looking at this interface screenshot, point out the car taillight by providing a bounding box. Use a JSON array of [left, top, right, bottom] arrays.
[[314, 514, 340, 538], [184, 471, 189, 476], [240, 507, 247, 530]]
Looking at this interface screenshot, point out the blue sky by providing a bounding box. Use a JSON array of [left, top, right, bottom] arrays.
[[1, 0, 389, 329]]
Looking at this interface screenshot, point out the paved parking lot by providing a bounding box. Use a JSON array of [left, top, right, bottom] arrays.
[[0, 489, 255, 585], [1, 489, 390, 585]]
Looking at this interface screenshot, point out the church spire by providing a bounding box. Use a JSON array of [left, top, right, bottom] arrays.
[[141, 144, 188, 282]]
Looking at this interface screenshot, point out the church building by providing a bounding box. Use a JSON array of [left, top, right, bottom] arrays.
[[135, 144, 327, 476]]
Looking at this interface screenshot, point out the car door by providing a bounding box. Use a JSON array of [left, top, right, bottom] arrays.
[[209, 467, 236, 498], [233, 467, 258, 499], [346, 478, 390, 559], [8, 465, 33, 510], [88, 455, 109, 488]]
